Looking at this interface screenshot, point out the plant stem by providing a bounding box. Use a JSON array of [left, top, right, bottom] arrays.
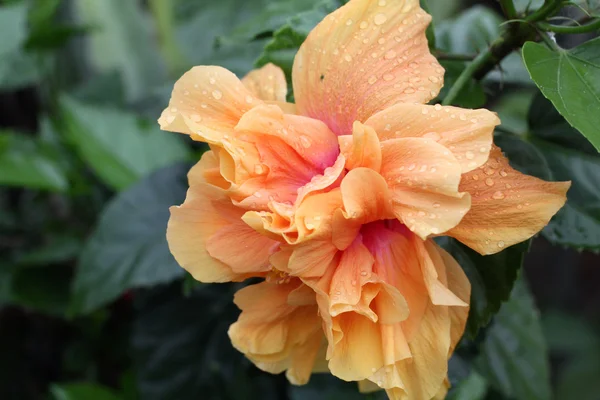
[[441, 0, 564, 105], [500, 0, 518, 20], [433, 51, 477, 61], [538, 18, 600, 34]]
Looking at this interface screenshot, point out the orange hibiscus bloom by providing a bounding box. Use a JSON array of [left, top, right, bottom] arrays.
[[160, 0, 569, 398]]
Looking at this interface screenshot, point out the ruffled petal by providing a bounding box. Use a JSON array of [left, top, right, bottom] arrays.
[[167, 157, 277, 282], [365, 103, 499, 172], [292, 0, 443, 135], [447, 145, 570, 254], [228, 280, 324, 385], [159, 66, 259, 141], [339, 121, 382, 171], [380, 137, 471, 238], [241, 63, 288, 102]]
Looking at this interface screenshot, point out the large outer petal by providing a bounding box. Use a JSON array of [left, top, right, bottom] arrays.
[[159, 66, 260, 141], [447, 145, 570, 255], [380, 137, 471, 238], [241, 63, 288, 102], [228, 280, 324, 385], [167, 153, 278, 282], [292, 0, 443, 135], [365, 103, 499, 173]]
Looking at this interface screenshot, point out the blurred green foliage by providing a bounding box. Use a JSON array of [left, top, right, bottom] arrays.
[[0, 0, 599, 399]]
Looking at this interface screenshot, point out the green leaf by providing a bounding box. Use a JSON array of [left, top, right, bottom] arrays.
[[0, 3, 40, 89], [523, 38, 600, 152], [513, 0, 544, 13], [435, 6, 501, 55], [492, 90, 536, 135], [420, 0, 436, 50], [69, 164, 189, 315], [256, 0, 346, 83], [289, 374, 371, 400], [0, 131, 68, 191], [50, 383, 122, 400], [437, 238, 530, 339], [446, 370, 488, 400], [476, 277, 551, 400], [58, 96, 191, 191], [10, 265, 72, 316], [132, 282, 283, 400], [73, 0, 167, 102], [437, 61, 486, 108]]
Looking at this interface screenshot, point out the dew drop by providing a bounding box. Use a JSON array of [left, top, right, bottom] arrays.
[[497, 240, 505, 248], [434, 104, 442, 111], [212, 90, 223, 100], [190, 114, 202, 122], [479, 146, 488, 153], [500, 170, 508, 177], [408, 163, 416, 171], [245, 95, 253, 104], [209, 77, 216, 84], [344, 54, 353, 62], [360, 21, 369, 29], [254, 164, 266, 175], [253, 191, 262, 198], [384, 50, 396, 60], [374, 13, 387, 25], [433, 202, 440, 208], [360, 270, 368, 277], [428, 76, 439, 83], [346, 18, 353, 26], [300, 136, 311, 148], [465, 151, 475, 160], [485, 178, 494, 186], [404, 88, 415, 94], [423, 132, 440, 141], [492, 191, 505, 200], [383, 73, 394, 81], [368, 75, 378, 85]]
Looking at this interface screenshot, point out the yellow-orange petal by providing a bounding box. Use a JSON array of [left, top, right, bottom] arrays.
[[380, 138, 471, 238], [421, 240, 468, 307], [167, 175, 274, 282], [339, 121, 382, 171], [332, 168, 394, 250], [447, 145, 570, 255], [228, 280, 324, 385], [292, 0, 443, 135], [365, 103, 500, 173], [159, 66, 260, 142], [241, 63, 288, 102]]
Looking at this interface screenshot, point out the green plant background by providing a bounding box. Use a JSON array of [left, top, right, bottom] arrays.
[[1, 0, 599, 399]]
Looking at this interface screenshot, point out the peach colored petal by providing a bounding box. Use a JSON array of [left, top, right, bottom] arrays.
[[292, 0, 443, 135], [437, 246, 470, 354], [241, 63, 288, 102], [167, 163, 276, 282], [365, 103, 500, 172], [159, 66, 259, 141], [447, 145, 570, 255], [380, 137, 471, 238], [339, 121, 382, 171], [421, 240, 468, 307], [228, 280, 324, 385], [332, 168, 394, 250]]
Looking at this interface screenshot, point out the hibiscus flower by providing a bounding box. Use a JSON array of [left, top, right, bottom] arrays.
[[159, 0, 569, 398]]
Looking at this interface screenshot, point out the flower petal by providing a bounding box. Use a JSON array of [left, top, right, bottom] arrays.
[[366, 103, 499, 172], [167, 167, 273, 282], [228, 280, 324, 385], [380, 138, 471, 238], [339, 121, 382, 171], [292, 0, 443, 135], [421, 240, 468, 307], [447, 145, 570, 254], [242, 63, 288, 102], [159, 66, 260, 141]]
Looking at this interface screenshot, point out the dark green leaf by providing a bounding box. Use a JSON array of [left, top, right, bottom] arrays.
[[476, 277, 551, 400], [58, 96, 191, 191], [513, 0, 544, 13], [0, 131, 68, 191], [437, 237, 530, 338], [50, 383, 122, 400], [0, 3, 40, 89], [256, 0, 346, 82], [492, 90, 536, 135], [69, 164, 189, 315], [438, 60, 486, 108], [132, 282, 283, 400], [10, 265, 72, 316], [16, 235, 81, 266], [73, 0, 167, 102], [289, 374, 374, 400], [420, 0, 436, 50], [523, 39, 600, 152], [446, 370, 487, 400], [435, 6, 501, 54]]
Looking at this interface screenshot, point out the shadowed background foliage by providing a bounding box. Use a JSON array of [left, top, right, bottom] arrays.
[[1, 0, 599, 399]]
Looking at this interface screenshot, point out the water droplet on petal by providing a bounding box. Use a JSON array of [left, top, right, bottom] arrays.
[[500, 170, 508, 177], [383, 73, 394, 81], [497, 240, 505, 248], [492, 191, 505, 200], [360, 270, 368, 277], [360, 21, 369, 29], [300, 136, 311, 148], [408, 163, 416, 171], [346, 18, 353, 26], [212, 90, 222, 100], [485, 178, 494, 186], [254, 191, 262, 198], [433, 202, 440, 208], [209, 77, 216, 84], [245, 95, 253, 104], [190, 114, 202, 122], [368, 75, 378, 85], [465, 151, 475, 160], [384, 50, 396, 60], [374, 13, 387, 25]]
